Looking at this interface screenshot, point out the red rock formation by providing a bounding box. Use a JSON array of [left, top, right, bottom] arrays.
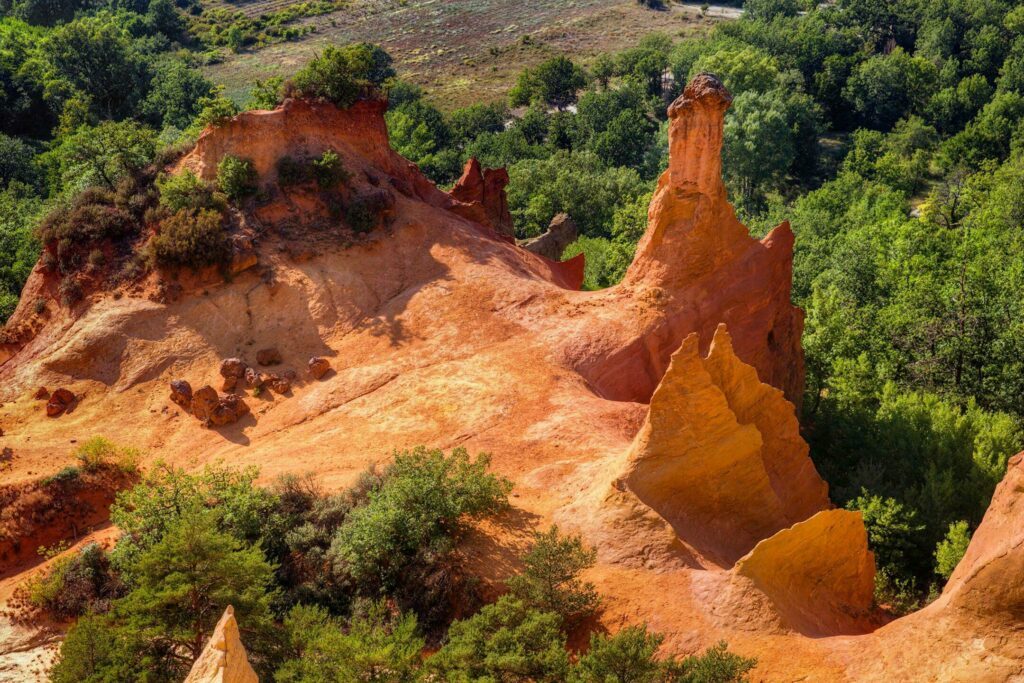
[[621, 325, 829, 566], [448, 158, 515, 242], [570, 74, 805, 406]]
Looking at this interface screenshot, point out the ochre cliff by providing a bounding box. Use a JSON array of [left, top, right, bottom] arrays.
[[621, 325, 830, 566], [0, 76, 1022, 681]]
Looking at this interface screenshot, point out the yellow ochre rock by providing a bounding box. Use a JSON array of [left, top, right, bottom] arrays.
[[183, 606, 258, 683]]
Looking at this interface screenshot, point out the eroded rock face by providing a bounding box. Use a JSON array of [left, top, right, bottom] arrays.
[[449, 158, 515, 242], [573, 73, 805, 407], [621, 325, 829, 566], [732, 509, 876, 636], [183, 606, 258, 683], [519, 212, 578, 261]]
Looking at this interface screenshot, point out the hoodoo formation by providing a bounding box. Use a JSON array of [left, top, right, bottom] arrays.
[[1, 74, 1023, 681]]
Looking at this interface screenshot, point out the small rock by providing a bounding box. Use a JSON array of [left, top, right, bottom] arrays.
[[222, 376, 238, 393], [244, 367, 265, 388], [308, 357, 331, 379], [220, 358, 247, 379], [266, 374, 291, 394], [256, 348, 282, 366], [46, 388, 75, 417], [169, 379, 193, 411], [33, 387, 49, 401], [191, 385, 220, 424]]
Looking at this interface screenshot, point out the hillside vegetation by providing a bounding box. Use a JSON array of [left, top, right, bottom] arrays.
[[2, 0, 1024, 670]]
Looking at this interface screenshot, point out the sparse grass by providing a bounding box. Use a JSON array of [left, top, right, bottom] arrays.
[[203, 0, 716, 109]]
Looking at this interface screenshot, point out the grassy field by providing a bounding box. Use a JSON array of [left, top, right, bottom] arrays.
[[204, 0, 727, 110]]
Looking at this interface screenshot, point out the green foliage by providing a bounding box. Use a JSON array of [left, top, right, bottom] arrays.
[[428, 595, 570, 682], [156, 170, 224, 213], [509, 55, 586, 109], [666, 641, 758, 683], [934, 520, 971, 579], [507, 526, 600, 627], [328, 446, 511, 591], [843, 48, 939, 130], [142, 60, 214, 130], [216, 154, 258, 201], [28, 543, 122, 619], [275, 601, 423, 682], [52, 512, 279, 682], [311, 149, 347, 189], [290, 43, 395, 107], [110, 463, 279, 582], [507, 151, 646, 239], [43, 121, 156, 194], [570, 625, 664, 683], [74, 436, 140, 473]]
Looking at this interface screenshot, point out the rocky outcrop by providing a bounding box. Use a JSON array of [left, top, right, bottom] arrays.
[[448, 158, 515, 242], [519, 213, 578, 261], [572, 73, 805, 407], [732, 509, 876, 636], [621, 325, 828, 566], [183, 606, 258, 683]]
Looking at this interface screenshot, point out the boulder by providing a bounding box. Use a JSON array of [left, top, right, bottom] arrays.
[[209, 393, 250, 427], [220, 358, 247, 379], [308, 356, 331, 379], [256, 347, 282, 366], [169, 379, 193, 411], [191, 385, 220, 424], [266, 373, 291, 394], [45, 388, 75, 417]]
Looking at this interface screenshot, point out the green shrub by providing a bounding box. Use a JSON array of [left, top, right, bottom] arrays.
[[345, 190, 392, 234], [328, 446, 511, 591], [289, 43, 395, 107], [276, 155, 312, 186], [428, 596, 570, 682], [570, 625, 664, 683], [110, 463, 278, 582], [507, 526, 600, 627], [276, 601, 423, 682], [311, 149, 347, 189], [666, 641, 758, 682], [74, 436, 141, 473], [935, 520, 971, 580], [28, 543, 122, 619], [42, 466, 81, 485], [156, 170, 224, 213], [216, 155, 257, 200], [151, 208, 229, 269]]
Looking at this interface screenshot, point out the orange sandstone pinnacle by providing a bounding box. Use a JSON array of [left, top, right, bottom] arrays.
[[0, 75, 1023, 681]]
